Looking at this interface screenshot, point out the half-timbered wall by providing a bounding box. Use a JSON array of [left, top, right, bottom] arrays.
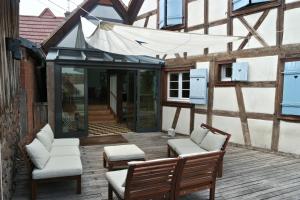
[[134, 0, 300, 155]]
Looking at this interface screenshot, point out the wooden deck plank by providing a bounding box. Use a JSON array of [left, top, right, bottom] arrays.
[[12, 132, 300, 200]]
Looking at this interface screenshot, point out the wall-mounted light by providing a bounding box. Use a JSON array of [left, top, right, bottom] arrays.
[[5, 37, 22, 60]]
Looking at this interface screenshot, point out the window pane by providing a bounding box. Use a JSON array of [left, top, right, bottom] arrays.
[[182, 90, 190, 98], [159, 0, 165, 28], [170, 73, 179, 81], [166, 0, 183, 26], [169, 90, 178, 97], [182, 81, 190, 89], [225, 66, 232, 77], [182, 72, 190, 81], [170, 82, 178, 89]]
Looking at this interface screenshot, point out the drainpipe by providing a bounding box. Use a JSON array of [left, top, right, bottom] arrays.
[[0, 142, 3, 200]]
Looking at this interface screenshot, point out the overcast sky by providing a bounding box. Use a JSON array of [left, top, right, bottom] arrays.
[[20, 0, 131, 16]]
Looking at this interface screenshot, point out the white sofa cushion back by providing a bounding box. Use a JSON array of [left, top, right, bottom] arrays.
[[41, 124, 54, 142], [190, 128, 209, 144], [199, 131, 227, 151], [37, 130, 52, 152], [26, 139, 50, 169]]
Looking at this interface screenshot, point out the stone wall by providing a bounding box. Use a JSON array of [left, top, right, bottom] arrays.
[[0, 99, 20, 200]]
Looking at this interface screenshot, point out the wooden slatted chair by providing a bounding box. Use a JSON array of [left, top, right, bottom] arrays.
[[175, 151, 225, 200], [105, 158, 182, 200]]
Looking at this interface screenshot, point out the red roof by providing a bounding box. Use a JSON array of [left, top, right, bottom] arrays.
[[20, 8, 65, 44]]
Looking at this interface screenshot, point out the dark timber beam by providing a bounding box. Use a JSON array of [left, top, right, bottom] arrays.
[[111, 0, 129, 24], [127, 0, 145, 25]]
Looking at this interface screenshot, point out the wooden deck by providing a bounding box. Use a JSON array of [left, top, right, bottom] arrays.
[[13, 132, 300, 200]]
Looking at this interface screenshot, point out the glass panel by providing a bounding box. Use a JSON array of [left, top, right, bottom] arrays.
[[170, 82, 178, 89], [57, 24, 79, 48], [89, 5, 122, 20], [182, 81, 190, 89], [170, 73, 179, 81], [137, 70, 159, 131], [182, 90, 190, 98], [182, 72, 190, 80], [61, 67, 86, 134], [159, 0, 165, 28], [170, 90, 178, 97]]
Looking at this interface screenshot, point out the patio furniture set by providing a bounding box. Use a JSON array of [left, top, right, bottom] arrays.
[[20, 123, 231, 200]]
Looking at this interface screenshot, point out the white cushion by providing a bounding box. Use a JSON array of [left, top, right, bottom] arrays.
[[26, 139, 50, 169], [40, 124, 54, 142], [128, 158, 175, 165], [105, 169, 127, 198], [50, 146, 80, 157], [52, 138, 80, 147], [104, 144, 145, 161], [32, 156, 82, 179], [36, 130, 52, 152], [190, 128, 208, 144], [199, 131, 227, 151], [168, 138, 208, 155]]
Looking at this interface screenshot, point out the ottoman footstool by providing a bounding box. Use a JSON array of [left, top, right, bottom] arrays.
[[103, 144, 145, 170]]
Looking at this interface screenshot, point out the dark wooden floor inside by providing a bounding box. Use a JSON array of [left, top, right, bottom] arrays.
[[13, 132, 300, 200]]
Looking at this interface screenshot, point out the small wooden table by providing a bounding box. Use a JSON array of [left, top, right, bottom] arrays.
[[103, 144, 146, 170]]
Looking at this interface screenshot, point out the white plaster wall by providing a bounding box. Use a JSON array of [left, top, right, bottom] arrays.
[[208, 0, 227, 22], [188, 0, 204, 27], [279, 121, 300, 154], [138, 0, 157, 15], [212, 116, 245, 144], [175, 108, 190, 135], [208, 24, 228, 53], [285, 0, 300, 4], [162, 106, 176, 131], [232, 18, 250, 50], [242, 88, 275, 114], [213, 87, 239, 111], [236, 56, 278, 81], [194, 113, 207, 130], [133, 18, 145, 27], [283, 8, 300, 45], [248, 119, 273, 149], [147, 15, 157, 29]]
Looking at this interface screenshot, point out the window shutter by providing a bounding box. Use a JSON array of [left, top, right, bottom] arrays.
[[159, 0, 166, 28], [232, 62, 249, 81], [190, 69, 208, 105], [282, 62, 300, 116], [251, 0, 272, 3], [233, 0, 250, 11], [166, 0, 183, 26]]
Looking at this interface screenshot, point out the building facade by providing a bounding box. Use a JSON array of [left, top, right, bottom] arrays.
[[132, 0, 300, 156]]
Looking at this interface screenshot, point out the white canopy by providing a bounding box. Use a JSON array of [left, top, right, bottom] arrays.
[[81, 17, 243, 57]]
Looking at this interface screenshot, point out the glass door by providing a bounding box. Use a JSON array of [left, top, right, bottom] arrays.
[[60, 67, 87, 137], [136, 70, 160, 132]]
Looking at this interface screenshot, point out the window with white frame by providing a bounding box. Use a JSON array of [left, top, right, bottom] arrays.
[[168, 72, 190, 101]]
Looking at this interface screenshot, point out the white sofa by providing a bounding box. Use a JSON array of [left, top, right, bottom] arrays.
[[167, 123, 231, 177], [24, 124, 82, 200]]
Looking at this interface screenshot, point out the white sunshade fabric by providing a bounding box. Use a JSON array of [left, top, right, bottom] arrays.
[[81, 17, 243, 57]]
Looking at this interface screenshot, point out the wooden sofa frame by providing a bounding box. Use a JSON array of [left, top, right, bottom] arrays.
[[167, 123, 231, 177], [108, 151, 225, 200], [18, 135, 81, 200]]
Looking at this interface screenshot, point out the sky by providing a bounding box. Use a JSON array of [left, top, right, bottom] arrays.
[[20, 0, 131, 17]]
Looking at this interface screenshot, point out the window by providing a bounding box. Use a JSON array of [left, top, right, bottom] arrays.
[[159, 0, 184, 29], [216, 61, 249, 84], [232, 0, 274, 11], [168, 72, 190, 101], [281, 61, 300, 116]]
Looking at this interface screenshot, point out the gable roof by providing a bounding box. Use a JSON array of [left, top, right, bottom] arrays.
[[41, 0, 144, 52], [20, 8, 65, 44]]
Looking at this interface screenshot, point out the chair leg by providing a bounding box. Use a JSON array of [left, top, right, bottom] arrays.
[[217, 159, 223, 178], [108, 184, 113, 200], [209, 185, 215, 200], [76, 176, 82, 194], [103, 152, 107, 168], [31, 180, 37, 200]]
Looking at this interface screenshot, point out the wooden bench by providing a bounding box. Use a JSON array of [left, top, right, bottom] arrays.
[[167, 123, 231, 177]]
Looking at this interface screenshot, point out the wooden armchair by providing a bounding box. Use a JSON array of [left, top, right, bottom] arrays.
[[105, 158, 182, 200], [175, 151, 225, 200]]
